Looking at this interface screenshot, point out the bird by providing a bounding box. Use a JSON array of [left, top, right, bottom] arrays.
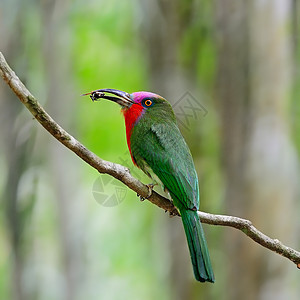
[[82, 88, 215, 283]]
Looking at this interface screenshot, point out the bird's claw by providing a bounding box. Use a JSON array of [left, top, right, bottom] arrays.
[[164, 209, 176, 217], [137, 193, 146, 202], [146, 183, 157, 198], [136, 183, 157, 201], [169, 210, 176, 217]]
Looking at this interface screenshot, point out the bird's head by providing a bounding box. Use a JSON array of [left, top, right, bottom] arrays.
[[82, 88, 176, 125]]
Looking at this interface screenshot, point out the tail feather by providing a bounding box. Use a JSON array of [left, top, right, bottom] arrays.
[[180, 209, 215, 283]]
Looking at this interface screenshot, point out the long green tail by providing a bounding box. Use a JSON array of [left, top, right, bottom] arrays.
[[180, 208, 215, 282]]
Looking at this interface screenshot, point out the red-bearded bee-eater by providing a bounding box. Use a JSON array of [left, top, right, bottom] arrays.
[[82, 88, 215, 283]]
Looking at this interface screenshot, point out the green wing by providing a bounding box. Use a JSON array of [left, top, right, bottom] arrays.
[[130, 121, 199, 210], [130, 119, 215, 283]]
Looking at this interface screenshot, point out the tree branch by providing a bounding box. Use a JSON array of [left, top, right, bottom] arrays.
[[1, 51, 299, 269]]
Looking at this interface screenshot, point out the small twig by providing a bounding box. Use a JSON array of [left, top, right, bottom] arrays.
[[1, 51, 299, 268], [198, 211, 300, 267]]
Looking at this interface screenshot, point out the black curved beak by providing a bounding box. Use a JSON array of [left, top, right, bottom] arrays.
[[81, 88, 134, 108]]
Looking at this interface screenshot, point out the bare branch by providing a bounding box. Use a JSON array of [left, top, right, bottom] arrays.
[[198, 211, 300, 268], [1, 51, 299, 269]]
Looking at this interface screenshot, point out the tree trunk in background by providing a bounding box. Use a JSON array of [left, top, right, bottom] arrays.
[[1, 1, 84, 299], [139, 1, 190, 298], [0, 2, 36, 299], [216, 1, 299, 299], [41, 0, 84, 299], [139, 1, 215, 299]]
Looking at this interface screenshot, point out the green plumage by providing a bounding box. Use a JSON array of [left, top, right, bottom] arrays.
[[130, 97, 214, 282]]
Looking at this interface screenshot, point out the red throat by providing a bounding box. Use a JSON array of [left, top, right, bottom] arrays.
[[122, 104, 144, 165]]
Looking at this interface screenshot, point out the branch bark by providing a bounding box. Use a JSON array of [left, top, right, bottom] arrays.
[[1, 51, 299, 269]]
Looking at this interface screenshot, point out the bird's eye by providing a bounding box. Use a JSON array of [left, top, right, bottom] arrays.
[[143, 99, 153, 107]]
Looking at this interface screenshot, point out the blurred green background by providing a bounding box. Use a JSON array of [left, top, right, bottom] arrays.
[[0, 0, 300, 299]]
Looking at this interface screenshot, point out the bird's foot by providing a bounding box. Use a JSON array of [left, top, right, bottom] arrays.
[[164, 208, 177, 217], [137, 193, 146, 202], [169, 212, 175, 217], [146, 183, 157, 198], [137, 183, 157, 201]]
